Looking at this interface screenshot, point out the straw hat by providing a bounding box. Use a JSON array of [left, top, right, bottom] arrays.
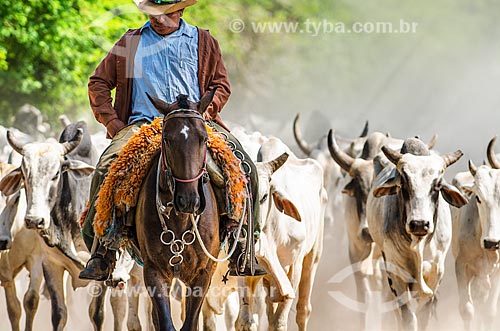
[[134, 0, 197, 15]]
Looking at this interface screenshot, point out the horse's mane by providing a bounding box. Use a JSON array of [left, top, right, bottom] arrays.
[[177, 94, 190, 110]]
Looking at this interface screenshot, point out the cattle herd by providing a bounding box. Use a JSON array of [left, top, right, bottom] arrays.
[[0, 111, 498, 331]]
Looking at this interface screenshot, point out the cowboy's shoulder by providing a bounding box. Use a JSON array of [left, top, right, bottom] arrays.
[[196, 27, 221, 47], [114, 28, 142, 46]]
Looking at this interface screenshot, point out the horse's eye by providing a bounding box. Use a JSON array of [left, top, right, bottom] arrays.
[[260, 193, 268, 204], [476, 196, 482, 204]]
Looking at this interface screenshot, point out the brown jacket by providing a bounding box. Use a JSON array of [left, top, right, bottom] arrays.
[[88, 27, 231, 138]]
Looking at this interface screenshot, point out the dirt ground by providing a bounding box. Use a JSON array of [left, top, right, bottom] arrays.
[[1, 218, 498, 331]]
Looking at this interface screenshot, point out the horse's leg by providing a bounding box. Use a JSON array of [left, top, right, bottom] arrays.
[[143, 264, 175, 331], [110, 286, 127, 331], [181, 269, 212, 331], [24, 260, 44, 331], [3, 280, 21, 331], [88, 281, 107, 331]]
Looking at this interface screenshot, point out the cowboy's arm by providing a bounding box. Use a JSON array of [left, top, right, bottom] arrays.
[[205, 38, 231, 120], [88, 46, 126, 138]]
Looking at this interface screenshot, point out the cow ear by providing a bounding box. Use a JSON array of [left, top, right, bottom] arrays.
[[440, 181, 468, 208], [271, 190, 301, 222], [373, 176, 400, 197], [62, 160, 95, 177], [342, 180, 356, 197], [0, 168, 23, 196]]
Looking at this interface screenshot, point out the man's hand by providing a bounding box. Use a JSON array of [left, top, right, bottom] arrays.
[[202, 111, 213, 121], [203, 104, 216, 121]]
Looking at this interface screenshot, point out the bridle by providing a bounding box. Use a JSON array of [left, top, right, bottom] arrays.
[[160, 109, 208, 189]]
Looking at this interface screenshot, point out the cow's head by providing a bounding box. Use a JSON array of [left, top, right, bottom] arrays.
[[0, 129, 95, 232], [255, 152, 302, 230], [373, 139, 467, 237], [469, 136, 500, 250], [328, 130, 380, 242]]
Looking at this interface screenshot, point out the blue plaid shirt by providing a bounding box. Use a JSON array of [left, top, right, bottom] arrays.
[[129, 19, 200, 124]]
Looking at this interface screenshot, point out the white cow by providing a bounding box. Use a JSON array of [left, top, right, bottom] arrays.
[[0, 163, 44, 331], [0, 123, 127, 331], [452, 136, 500, 331], [236, 137, 327, 331], [367, 138, 468, 330]]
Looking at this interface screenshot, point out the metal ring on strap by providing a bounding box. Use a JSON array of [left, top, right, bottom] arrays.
[[182, 230, 196, 245], [160, 230, 175, 246], [169, 255, 183, 266], [170, 240, 185, 254]]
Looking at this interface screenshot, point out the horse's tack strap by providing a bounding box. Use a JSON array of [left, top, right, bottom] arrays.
[[164, 109, 204, 122]]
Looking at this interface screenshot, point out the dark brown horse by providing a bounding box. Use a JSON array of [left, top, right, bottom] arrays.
[[135, 90, 220, 331]]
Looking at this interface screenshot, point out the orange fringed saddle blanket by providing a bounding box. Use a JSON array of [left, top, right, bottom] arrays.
[[93, 118, 248, 237]]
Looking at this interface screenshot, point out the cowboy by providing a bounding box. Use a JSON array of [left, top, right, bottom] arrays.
[[79, 0, 266, 280]]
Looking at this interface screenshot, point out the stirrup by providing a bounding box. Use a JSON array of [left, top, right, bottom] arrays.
[[229, 253, 267, 277]]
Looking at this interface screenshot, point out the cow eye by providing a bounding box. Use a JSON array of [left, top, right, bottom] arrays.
[[476, 196, 481, 204], [260, 193, 268, 204]]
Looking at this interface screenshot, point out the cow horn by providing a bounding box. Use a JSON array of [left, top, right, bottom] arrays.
[[61, 128, 83, 155], [266, 153, 289, 174], [487, 136, 500, 169], [442, 150, 463, 168], [359, 120, 369, 138], [59, 115, 71, 128], [292, 114, 312, 156], [6, 130, 25, 155], [328, 129, 354, 172], [468, 160, 477, 176], [427, 134, 438, 150], [382, 146, 402, 166]]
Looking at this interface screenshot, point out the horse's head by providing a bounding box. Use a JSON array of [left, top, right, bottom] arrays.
[[147, 89, 217, 215]]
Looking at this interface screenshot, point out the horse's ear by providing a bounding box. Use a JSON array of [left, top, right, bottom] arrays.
[[147, 93, 174, 115], [198, 87, 218, 114]]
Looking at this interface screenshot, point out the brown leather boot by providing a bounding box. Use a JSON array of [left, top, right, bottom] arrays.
[[79, 238, 116, 281]]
